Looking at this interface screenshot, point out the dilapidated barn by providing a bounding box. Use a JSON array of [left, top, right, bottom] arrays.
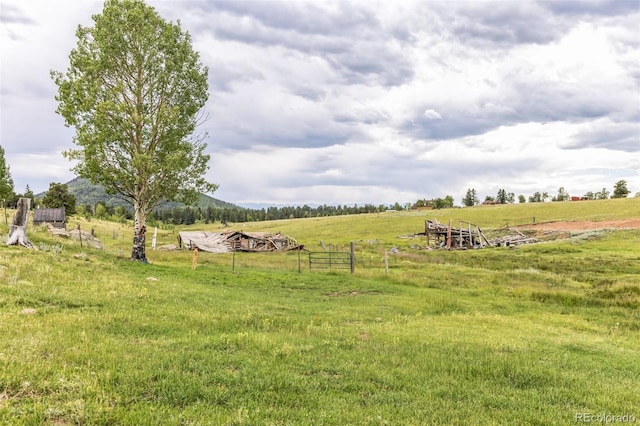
[[418, 219, 538, 249], [33, 208, 66, 229], [177, 231, 302, 253], [421, 219, 489, 249]]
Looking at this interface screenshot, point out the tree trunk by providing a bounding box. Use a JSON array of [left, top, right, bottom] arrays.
[[6, 198, 32, 248], [6, 226, 31, 248], [131, 203, 148, 262]]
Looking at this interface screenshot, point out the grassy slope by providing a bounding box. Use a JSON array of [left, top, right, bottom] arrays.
[[0, 198, 639, 425]]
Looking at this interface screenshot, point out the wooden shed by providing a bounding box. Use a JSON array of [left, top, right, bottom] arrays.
[[33, 208, 66, 229]]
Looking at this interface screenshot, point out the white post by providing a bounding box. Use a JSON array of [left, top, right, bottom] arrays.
[[152, 227, 157, 250], [384, 251, 389, 275]]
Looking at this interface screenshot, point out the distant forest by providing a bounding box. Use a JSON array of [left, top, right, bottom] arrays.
[[152, 203, 395, 226], [150, 198, 458, 225]]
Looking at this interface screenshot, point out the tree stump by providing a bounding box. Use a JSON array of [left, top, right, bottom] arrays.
[[6, 198, 32, 248]]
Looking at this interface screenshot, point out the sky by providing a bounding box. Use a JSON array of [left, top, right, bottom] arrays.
[[1, 0, 639, 207]]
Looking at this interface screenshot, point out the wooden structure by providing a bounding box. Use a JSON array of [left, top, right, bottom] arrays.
[[178, 231, 231, 253], [418, 219, 540, 249], [422, 219, 490, 250], [486, 225, 539, 247], [33, 208, 66, 229], [178, 230, 302, 253], [225, 231, 302, 252]]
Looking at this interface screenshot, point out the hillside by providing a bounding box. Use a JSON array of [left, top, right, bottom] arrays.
[[218, 197, 640, 248], [1, 196, 638, 424], [52, 177, 240, 211]]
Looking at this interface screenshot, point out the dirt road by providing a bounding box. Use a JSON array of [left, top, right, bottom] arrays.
[[518, 218, 640, 232]]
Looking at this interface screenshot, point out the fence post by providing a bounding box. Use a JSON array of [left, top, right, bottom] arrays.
[[192, 247, 199, 270], [350, 241, 355, 274], [384, 251, 389, 275]]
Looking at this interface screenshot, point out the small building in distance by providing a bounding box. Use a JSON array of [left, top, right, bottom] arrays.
[[33, 208, 66, 229]]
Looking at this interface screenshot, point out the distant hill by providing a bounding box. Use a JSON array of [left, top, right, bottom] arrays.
[[43, 177, 240, 211]]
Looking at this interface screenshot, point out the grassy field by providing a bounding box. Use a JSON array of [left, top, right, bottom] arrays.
[[1, 198, 639, 425]]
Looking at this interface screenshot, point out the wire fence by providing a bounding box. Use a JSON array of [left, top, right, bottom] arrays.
[[186, 244, 402, 274]]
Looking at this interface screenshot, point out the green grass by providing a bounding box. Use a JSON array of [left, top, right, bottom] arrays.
[[1, 198, 639, 424]]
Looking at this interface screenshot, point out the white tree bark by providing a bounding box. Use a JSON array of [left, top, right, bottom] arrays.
[[6, 226, 32, 248], [131, 201, 148, 261]]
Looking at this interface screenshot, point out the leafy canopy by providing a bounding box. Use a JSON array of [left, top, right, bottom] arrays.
[[612, 180, 630, 199], [51, 0, 217, 214]]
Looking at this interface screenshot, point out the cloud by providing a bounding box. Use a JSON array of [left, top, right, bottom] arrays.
[[424, 109, 442, 120], [446, 1, 565, 46], [541, 0, 640, 17], [0, 3, 36, 25], [177, 0, 416, 87], [206, 59, 265, 93], [9, 152, 76, 193], [564, 120, 640, 152], [1, 0, 638, 204], [399, 18, 640, 145]]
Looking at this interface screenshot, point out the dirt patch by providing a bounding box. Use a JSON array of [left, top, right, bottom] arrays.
[[517, 218, 640, 232]]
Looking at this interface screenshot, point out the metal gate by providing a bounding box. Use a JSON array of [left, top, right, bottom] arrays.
[[309, 251, 353, 272]]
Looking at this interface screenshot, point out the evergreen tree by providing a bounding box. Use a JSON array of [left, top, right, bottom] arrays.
[[42, 182, 77, 215], [529, 192, 543, 203], [496, 189, 507, 204], [24, 185, 35, 206], [0, 145, 15, 205], [462, 188, 478, 207], [183, 207, 196, 225]]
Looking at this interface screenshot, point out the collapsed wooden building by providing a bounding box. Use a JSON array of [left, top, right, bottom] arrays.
[[177, 230, 303, 253], [421, 219, 490, 249], [418, 219, 539, 249]]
